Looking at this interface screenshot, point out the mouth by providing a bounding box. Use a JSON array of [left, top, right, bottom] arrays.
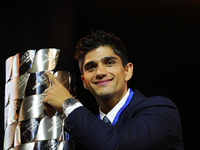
[[93, 78, 113, 86]]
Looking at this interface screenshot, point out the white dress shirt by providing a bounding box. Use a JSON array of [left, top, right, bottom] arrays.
[[64, 89, 130, 121], [99, 88, 130, 124]]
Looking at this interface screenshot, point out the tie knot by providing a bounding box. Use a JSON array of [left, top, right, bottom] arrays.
[[103, 116, 111, 124]]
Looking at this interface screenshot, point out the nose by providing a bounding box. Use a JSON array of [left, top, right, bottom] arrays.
[[95, 64, 107, 79]]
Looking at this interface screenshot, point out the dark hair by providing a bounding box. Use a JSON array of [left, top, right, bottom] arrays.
[[74, 30, 128, 74]]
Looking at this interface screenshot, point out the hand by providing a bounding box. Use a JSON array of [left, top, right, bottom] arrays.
[[44, 105, 56, 117], [42, 71, 73, 112]]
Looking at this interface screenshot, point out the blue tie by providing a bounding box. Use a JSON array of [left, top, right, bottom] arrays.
[[103, 116, 111, 124]]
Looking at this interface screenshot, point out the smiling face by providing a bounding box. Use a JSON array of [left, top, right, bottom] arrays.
[[81, 46, 133, 103]]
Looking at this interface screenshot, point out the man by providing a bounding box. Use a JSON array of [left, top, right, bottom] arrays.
[[43, 30, 184, 149]]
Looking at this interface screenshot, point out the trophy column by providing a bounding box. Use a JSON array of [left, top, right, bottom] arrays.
[[4, 48, 75, 150]]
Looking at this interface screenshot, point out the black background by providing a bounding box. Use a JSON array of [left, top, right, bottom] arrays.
[[1, 1, 199, 149]]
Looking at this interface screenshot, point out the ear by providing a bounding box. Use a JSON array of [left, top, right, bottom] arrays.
[[81, 75, 89, 90], [124, 63, 134, 81]]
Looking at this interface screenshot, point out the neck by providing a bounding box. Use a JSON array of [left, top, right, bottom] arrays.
[[96, 87, 128, 114]]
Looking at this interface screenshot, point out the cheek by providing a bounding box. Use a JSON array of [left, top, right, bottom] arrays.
[[82, 74, 93, 90], [116, 70, 127, 84], [83, 80, 89, 90], [81, 75, 88, 90], [114, 68, 126, 77]]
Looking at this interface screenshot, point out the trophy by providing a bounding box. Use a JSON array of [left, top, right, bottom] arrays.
[[4, 48, 76, 150]]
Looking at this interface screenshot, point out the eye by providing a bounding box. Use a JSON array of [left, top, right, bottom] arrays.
[[106, 60, 115, 65], [85, 65, 96, 72]]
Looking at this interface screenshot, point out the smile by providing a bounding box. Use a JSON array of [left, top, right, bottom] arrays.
[[93, 79, 113, 85]]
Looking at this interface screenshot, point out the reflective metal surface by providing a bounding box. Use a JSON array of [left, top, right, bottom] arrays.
[[59, 118, 69, 141], [4, 82, 10, 107], [4, 122, 17, 150], [9, 74, 30, 101], [4, 49, 75, 150], [53, 71, 76, 96], [13, 142, 35, 150], [10, 140, 70, 150], [69, 74, 76, 98], [25, 71, 48, 97], [12, 50, 36, 79], [54, 71, 71, 89], [19, 94, 45, 121], [35, 116, 63, 141], [57, 141, 67, 150], [5, 99, 23, 127], [29, 48, 60, 73], [14, 118, 42, 146], [34, 139, 59, 150], [5, 55, 14, 83], [4, 105, 8, 129]]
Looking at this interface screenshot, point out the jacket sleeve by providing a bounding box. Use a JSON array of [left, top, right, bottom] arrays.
[[64, 96, 183, 150]]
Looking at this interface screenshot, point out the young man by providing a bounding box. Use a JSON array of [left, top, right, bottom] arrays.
[[43, 30, 184, 149]]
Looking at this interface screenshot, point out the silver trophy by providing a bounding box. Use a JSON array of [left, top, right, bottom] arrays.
[[4, 48, 76, 150]]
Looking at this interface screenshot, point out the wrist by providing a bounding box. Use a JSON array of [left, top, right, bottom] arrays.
[[62, 97, 78, 112]]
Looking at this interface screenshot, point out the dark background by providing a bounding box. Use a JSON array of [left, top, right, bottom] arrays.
[[1, 0, 199, 149]]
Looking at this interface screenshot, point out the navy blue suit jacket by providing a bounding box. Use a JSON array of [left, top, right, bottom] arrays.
[[65, 89, 184, 150]]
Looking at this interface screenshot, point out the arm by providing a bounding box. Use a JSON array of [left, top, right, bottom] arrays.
[[42, 71, 74, 112], [65, 96, 182, 150], [42, 72, 182, 149]]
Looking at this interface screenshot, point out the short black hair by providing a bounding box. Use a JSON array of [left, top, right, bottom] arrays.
[[74, 30, 128, 74]]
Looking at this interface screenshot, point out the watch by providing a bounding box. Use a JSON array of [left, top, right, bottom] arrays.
[[62, 98, 78, 111]]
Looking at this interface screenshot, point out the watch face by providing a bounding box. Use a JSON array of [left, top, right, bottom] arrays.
[[62, 98, 77, 112], [66, 98, 77, 105]]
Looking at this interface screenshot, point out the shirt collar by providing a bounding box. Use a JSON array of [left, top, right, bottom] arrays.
[[99, 88, 130, 123]]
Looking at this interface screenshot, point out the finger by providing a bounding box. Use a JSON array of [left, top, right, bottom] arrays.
[[45, 75, 51, 87], [45, 70, 60, 85], [44, 107, 56, 117], [44, 86, 51, 94], [43, 102, 55, 110], [44, 71, 52, 87]]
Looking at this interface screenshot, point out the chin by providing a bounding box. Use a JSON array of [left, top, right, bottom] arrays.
[[95, 92, 113, 100], [91, 86, 114, 98]]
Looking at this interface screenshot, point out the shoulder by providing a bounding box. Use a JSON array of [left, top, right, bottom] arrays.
[[126, 89, 181, 125], [131, 89, 177, 109], [125, 89, 180, 122], [144, 96, 177, 108]]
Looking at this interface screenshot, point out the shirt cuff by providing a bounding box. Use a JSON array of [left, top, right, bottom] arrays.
[[63, 102, 83, 117]]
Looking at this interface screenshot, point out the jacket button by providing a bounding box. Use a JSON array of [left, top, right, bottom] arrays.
[[64, 124, 76, 134]]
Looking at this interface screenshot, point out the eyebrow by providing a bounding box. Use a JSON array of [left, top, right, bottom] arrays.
[[83, 61, 96, 70], [102, 56, 118, 62], [83, 56, 118, 70]]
